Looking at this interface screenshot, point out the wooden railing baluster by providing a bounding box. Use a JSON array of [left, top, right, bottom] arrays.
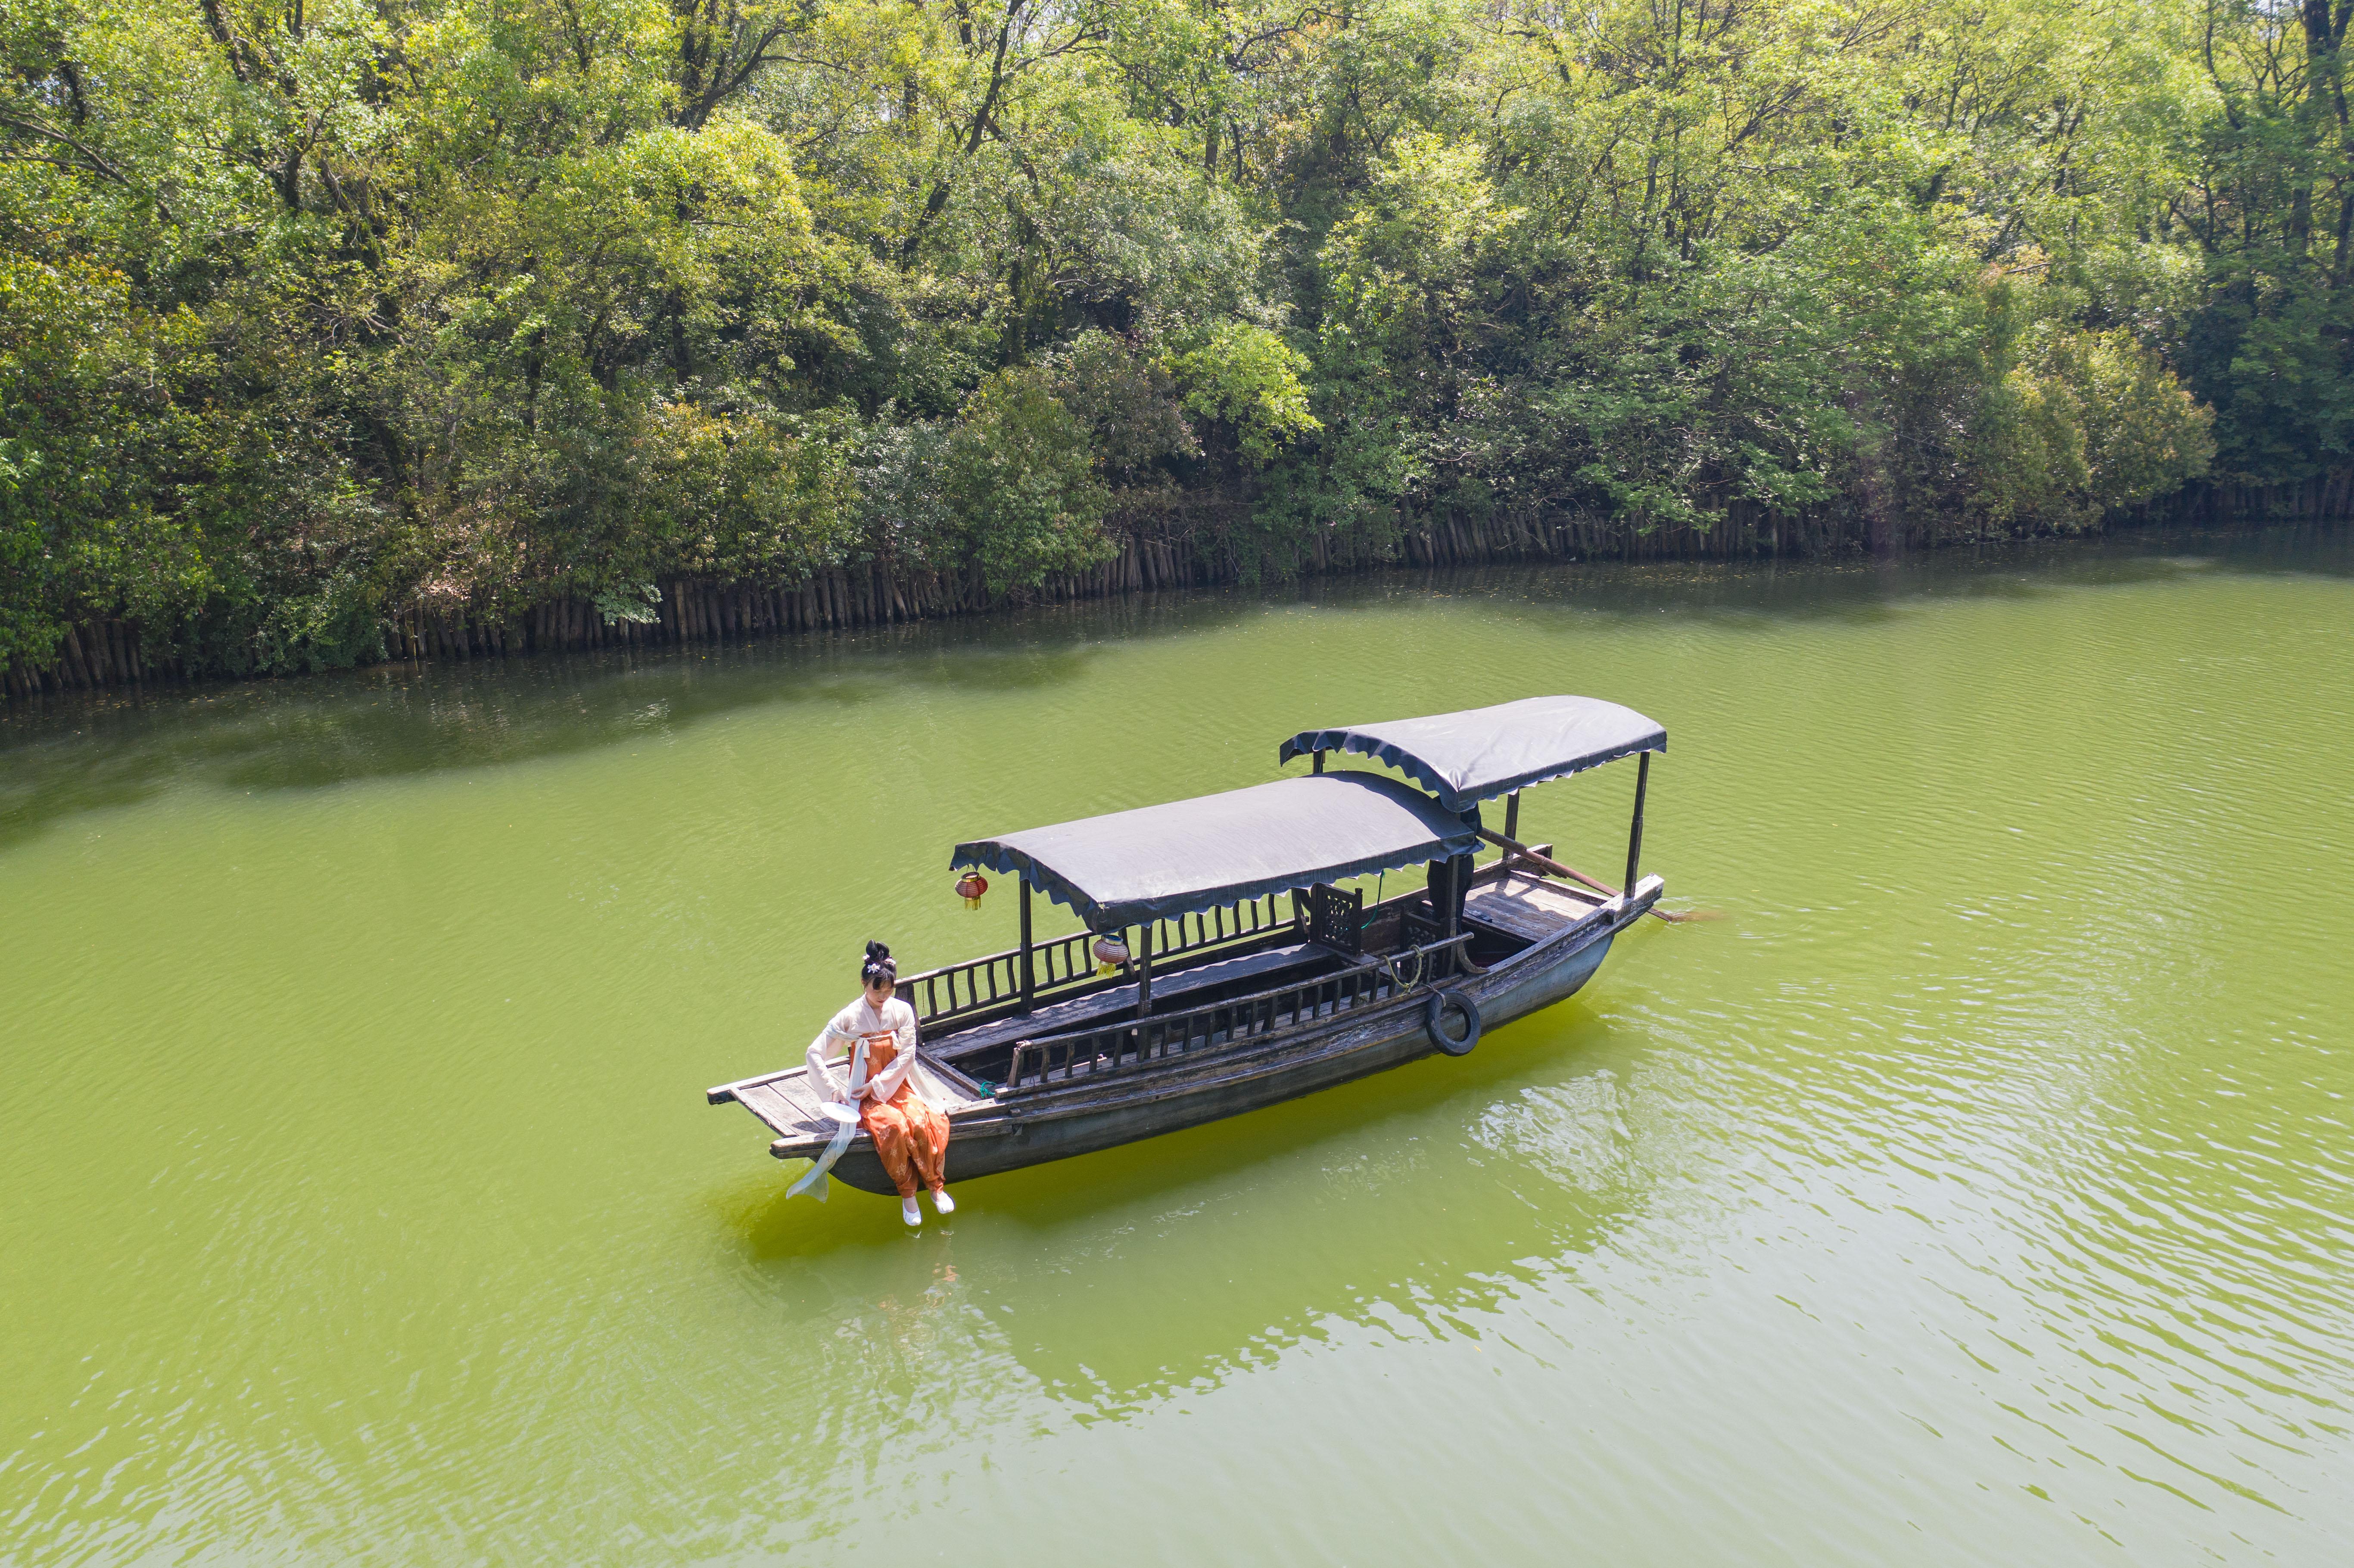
[[1002, 932, 1472, 1092], [917, 894, 1420, 1036]]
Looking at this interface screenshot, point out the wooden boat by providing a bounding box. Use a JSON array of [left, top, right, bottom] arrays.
[[707, 695, 1669, 1195]]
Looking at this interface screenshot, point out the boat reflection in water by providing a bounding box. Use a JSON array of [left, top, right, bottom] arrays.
[[709, 696, 1671, 1197], [725, 1000, 1650, 1419]]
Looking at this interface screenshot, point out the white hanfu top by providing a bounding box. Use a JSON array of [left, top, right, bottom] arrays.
[[788, 992, 965, 1201], [806, 995, 919, 1106]]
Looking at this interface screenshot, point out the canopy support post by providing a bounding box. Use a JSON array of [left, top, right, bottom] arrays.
[[1624, 751, 1650, 894], [1503, 790, 1520, 847], [1135, 924, 1153, 1023], [1311, 749, 1324, 774], [1440, 854, 1470, 974], [1019, 879, 1034, 1012]]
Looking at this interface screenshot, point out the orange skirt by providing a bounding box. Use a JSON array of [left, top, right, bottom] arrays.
[[859, 1039, 949, 1198]]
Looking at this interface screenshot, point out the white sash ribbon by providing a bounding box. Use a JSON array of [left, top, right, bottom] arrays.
[[786, 1033, 871, 1201]]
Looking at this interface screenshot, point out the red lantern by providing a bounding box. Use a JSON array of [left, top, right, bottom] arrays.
[[954, 871, 989, 908]]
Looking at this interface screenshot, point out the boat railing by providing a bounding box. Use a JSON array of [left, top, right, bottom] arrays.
[[903, 892, 1299, 1029], [1142, 893, 1295, 969], [1003, 932, 1473, 1093], [903, 930, 1096, 1025]]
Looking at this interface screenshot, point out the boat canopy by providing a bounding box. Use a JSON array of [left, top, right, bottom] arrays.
[[1277, 695, 1665, 812], [951, 773, 1482, 932]]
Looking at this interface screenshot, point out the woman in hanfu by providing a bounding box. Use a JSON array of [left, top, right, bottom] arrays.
[[795, 941, 955, 1226]]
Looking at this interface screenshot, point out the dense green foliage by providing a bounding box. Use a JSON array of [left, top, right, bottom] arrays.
[[3, 0, 2337, 674]]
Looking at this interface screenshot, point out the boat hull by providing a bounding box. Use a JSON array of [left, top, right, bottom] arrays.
[[807, 889, 1646, 1195]]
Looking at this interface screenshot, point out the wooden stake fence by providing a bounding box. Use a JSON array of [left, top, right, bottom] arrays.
[[8, 474, 2348, 700]]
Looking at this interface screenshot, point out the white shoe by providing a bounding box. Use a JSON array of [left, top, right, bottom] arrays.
[[901, 1198, 922, 1228], [932, 1188, 955, 1215]]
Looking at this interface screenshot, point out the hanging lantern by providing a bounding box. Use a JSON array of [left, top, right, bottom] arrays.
[[1092, 934, 1130, 975], [954, 871, 989, 909]]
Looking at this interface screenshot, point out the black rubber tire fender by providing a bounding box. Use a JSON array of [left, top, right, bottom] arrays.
[[1426, 989, 1481, 1056]]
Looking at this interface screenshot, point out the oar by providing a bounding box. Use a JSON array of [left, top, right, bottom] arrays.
[[1475, 828, 1714, 924]]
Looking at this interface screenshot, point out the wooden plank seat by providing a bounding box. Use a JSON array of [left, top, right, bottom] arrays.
[[728, 1054, 994, 1144], [1463, 870, 1607, 945], [732, 1076, 835, 1142], [929, 940, 1335, 1063]]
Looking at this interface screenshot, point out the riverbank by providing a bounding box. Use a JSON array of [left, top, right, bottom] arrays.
[[7, 472, 2349, 703]]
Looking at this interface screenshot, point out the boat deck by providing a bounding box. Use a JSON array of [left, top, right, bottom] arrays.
[[1463, 868, 1608, 943], [727, 1074, 838, 1144]]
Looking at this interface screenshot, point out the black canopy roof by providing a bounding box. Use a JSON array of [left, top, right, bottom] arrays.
[[1277, 695, 1665, 812], [951, 772, 1482, 932]]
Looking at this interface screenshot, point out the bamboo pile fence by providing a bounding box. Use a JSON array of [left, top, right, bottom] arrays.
[[8, 474, 2349, 700]]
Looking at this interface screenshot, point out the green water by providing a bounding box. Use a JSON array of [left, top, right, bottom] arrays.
[[5, 534, 2352, 1565]]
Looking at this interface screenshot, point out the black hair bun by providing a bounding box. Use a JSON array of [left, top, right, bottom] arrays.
[[866, 940, 891, 962], [861, 940, 897, 985]]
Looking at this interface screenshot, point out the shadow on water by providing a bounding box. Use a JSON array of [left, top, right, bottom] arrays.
[[0, 593, 1260, 848], [708, 999, 1649, 1412], [4, 523, 2344, 852]]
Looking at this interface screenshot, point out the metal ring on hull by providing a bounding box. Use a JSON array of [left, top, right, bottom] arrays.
[[1426, 989, 1481, 1055]]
